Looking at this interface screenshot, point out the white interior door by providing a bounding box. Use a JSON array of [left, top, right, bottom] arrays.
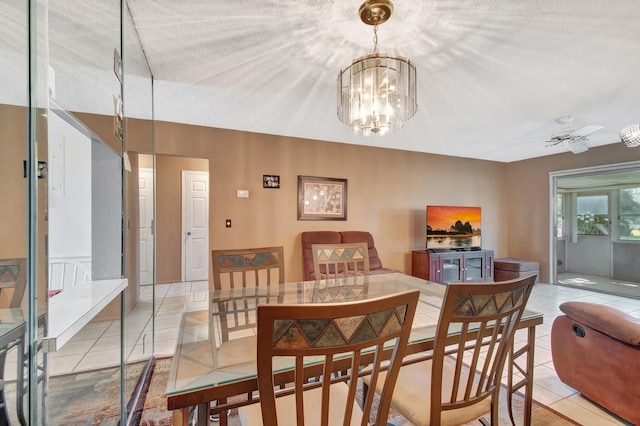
[[182, 170, 209, 282], [139, 168, 154, 285]]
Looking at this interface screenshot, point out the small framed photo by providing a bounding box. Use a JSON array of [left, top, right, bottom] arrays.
[[263, 175, 280, 188], [298, 176, 347, 221]]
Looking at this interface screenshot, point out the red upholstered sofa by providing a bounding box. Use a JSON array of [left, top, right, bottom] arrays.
[[301, 231, 401, 281], [551, 301, 640, 425]]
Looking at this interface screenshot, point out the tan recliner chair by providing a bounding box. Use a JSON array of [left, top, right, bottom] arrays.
[[551, 301, 640, 425]]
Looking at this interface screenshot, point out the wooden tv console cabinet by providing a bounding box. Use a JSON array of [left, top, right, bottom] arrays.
[[411, 249, 494, 284]]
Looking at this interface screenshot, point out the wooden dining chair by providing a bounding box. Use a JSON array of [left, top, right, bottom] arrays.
[[366, 274, 537, 426], [210, 246, 285, 362], [212, 246, 284, 291], [310, 278, 369, 303], [0, 258, 27, 424], [0, 258, 27, 308], [237, 290, 420, 426], [311, 242, 369, 280], [209, 246, 286, 420]]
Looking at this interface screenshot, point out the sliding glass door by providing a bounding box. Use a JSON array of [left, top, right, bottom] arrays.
[[551, 164, 640, 298], [0, 0, 49, 423], [1, 1, 156, 424]]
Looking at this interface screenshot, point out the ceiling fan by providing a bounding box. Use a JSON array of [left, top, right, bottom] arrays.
[[542, 116, 603, 154]]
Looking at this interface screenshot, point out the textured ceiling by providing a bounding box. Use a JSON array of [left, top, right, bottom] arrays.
[[5, 1, 640, 162], [125, 0, 640, 162]]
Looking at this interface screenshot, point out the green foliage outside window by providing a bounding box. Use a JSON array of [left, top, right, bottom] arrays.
[[577, 195, 609, 236], [619, 188, 640, 240], [577, 214, 609, 235]]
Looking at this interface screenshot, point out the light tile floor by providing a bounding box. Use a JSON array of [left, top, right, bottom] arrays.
[[557, 272, 640, 300], [7, 279, 638, 425]]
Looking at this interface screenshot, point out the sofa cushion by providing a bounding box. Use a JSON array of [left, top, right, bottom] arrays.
[[301, 231, 342, 280], [339, 231, 383, 270], [301, 231, 400, 280], [559, 301, 640, 346]]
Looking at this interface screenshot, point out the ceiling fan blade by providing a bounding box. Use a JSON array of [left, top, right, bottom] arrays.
[[565, 139, 589, 154], [572, 125, 603, 137]]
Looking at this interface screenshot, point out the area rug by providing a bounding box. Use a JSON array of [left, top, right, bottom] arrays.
[[3, 361, 150, 425], [138, 356, 173, 426], [47, 361, 147, 425], [139, 357, 579, 425]]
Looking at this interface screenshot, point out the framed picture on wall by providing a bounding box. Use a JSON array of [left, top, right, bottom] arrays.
[[263, 175, 280, 188], [297, 176, 347, 220]]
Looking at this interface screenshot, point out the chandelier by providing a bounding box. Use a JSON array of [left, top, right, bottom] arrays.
[[620, 124, 640, 148], [337, 0, 417, 136]]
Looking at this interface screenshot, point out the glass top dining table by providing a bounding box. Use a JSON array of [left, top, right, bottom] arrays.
[[167, 273, 543, 426]]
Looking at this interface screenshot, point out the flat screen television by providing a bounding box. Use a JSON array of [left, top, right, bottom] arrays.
[[426, 205, 481, 251]]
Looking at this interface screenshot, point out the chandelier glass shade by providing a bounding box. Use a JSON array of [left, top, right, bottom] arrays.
[[620, 124, 640, 147], [338, 53, 417, 136], [337, 0, 417, 137]]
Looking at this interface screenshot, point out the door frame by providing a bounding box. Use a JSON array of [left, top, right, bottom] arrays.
[[549, 160, 640, 284]]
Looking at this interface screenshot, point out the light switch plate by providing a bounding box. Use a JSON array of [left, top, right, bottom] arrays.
[[236, 189, 249, 198]]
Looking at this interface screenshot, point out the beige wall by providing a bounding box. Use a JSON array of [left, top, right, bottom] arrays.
[[0, 104, 28, 307], [0, 104, 28, 261], [14, 107, 640, 290], [507, 144, 640, 282], [0, 104, 48, 307], [153, 121, 509, 282]]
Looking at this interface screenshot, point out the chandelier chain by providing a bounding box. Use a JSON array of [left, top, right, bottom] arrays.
[[373, 24, 379, 54]]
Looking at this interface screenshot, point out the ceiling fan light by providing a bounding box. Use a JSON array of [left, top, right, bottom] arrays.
[[620, 124, 640, 148]]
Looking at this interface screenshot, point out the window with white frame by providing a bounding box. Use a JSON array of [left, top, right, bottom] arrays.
[[576, 194, 609, 236], [556, 193, 564, 238], [619, 187, 640, 241]]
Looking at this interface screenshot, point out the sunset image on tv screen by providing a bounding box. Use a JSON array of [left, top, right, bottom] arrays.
[[426, 206, 481, 249]]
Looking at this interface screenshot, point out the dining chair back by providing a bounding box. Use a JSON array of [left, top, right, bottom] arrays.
[[369, 274, 537, 426], [211, 246, 284, 290], [0, 258, 27, 308], [210, 246, 285, 365], [310, 278, 369, 303], [238, 290, 420, 426], [311, 242, 369, 280]]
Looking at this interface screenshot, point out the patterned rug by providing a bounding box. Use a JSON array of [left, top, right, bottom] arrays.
[[139, 357, 579, 425], [138, 357, 173, 426], [47, 361, 146, 425]]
